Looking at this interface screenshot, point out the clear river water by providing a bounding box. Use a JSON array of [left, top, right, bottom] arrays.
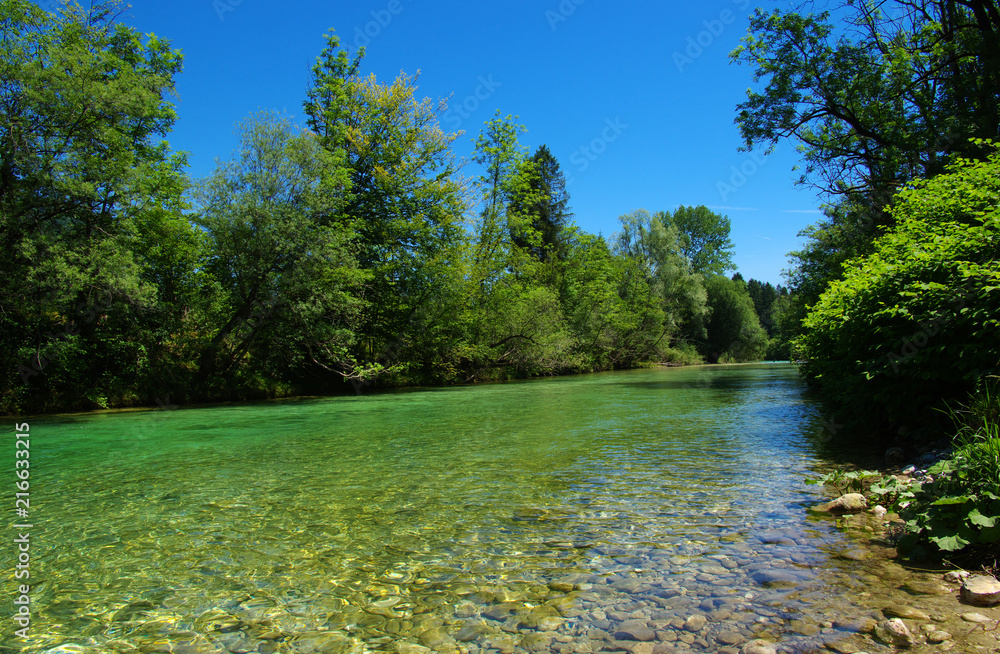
[[8, 363, 914, 654]]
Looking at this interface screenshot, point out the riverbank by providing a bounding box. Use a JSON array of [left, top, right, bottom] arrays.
[[809, 502, 1000, 653], [808, 445, 1000, 653]]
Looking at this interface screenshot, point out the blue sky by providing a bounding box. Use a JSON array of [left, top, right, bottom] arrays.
[[98, 0, 821, 285]]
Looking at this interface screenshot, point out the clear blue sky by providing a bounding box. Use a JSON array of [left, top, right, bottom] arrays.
[[99, 0, 820, 285]]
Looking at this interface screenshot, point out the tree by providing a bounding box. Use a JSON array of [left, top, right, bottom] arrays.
[[509, 144, 572, 262], [746, 278, 781, 338], [613, 209, 709, 347], [302, 32, 466, 381], [656, 205, 735, 275], [0, 0, 187, 411], [732, 1, 1000, 333], [797, 145, 1000, 437], [731, 2, 1000, 201], [702, 275, 769, 364], [192, 112, 362, 386]]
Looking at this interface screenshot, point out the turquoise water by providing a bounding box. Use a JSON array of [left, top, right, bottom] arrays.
[[7, 364, 889, 653]]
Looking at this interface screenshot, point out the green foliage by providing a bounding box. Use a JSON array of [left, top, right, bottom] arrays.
[[701, 275, 768, 363], [731, 3, 999, 200], [806, 469, 915, 513], [303, 34, 466, 380], [733, 1, 1000, 352], [0, 0, 187, 412], [797, 145, 1000, 434], [4, 11, 744, 413], [899, 463, 1000, 561], [509, 144, 572, 262], [657, 206, 735, 276], [192, 111, 362, 388]]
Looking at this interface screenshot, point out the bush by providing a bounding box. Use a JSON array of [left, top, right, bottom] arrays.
[[797, 144, 1000, 437], [897, 384, 1000, 564]]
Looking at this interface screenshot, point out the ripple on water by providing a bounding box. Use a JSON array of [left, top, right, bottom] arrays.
[[20, 365, 903, 653]]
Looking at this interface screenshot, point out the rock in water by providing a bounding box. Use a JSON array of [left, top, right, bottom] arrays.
[[815, 493, 868, 515], [961, 575, 1000, 607], [876, 618, 914, 648], [883, 605, 930, 620], [741, 640, 778, 654], [944, 570, 971, 584]]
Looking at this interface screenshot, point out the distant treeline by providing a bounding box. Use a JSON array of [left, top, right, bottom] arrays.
[[0, 1, 793, 414]]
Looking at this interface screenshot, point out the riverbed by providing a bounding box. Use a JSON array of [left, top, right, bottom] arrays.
[[10, 364, 987, 653]]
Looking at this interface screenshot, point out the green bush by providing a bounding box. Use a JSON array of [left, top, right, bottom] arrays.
[[897, 384, 1000, 564], [797, 144, 1000, 436]]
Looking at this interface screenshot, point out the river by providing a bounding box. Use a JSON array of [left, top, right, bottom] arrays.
[[11, 363, 912, 653]]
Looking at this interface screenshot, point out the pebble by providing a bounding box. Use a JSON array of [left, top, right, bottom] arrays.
[[927, 630, 952, 643], [875, 618, 914, 648], [943, 570, 971, 584], [750, 569, 805, 587], [683, 614, 707, 632], [396, 644, 432, 654], [789, 619, 819, 636], [903, 580, 952, 596], [454, 622, 490, 641], [815, 493, 868, 515], [417, 626, 451, 648], [883, 604, 931, 620], [961, 612, 993, 623], [740, 639, 778, 654], [716, 631, 745, 646]]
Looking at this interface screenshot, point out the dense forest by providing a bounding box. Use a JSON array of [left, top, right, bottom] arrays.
[[0, 0, 791, 415]]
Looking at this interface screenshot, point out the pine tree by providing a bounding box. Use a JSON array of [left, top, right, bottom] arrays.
[[509, 145, 572, 262]]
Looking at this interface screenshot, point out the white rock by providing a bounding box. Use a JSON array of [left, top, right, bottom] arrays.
[[961, 575, 1000, 607], [741, 640, 778, 654], [876, 618, 914, 648], [961, 612, 993, 623], [872, 505, 888, 520], [816, 493, 868, 514]]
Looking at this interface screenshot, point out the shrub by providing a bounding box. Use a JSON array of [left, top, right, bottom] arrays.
[[897, 384, 1000, 564], [797, 144, 1000, 437]]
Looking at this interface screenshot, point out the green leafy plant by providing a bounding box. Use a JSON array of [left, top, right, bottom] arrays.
[[796, 145, 1000, 438], [806, 469, 882, 496], [807, 469, 915, 513], [897, 384, 1000, 563]]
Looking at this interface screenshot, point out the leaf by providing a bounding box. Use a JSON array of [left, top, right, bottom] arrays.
[[929, 533, 970, 551], [968, 508, 997, 528], [932, 496, 970, 506]]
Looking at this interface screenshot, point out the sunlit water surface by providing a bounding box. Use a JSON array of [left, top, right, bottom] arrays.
[[10, 364, 896, 653]]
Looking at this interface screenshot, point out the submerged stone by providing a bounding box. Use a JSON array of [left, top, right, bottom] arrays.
[[883, 605, 930, 620], [875, 618, 914, 648]]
